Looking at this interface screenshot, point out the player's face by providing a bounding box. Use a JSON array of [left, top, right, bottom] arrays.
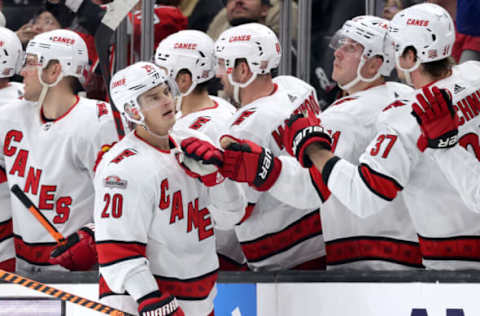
[[31, 11, 61, 34], [226, 0, 269, 22], [332, 37, 363, 86], [138, 83, 176, 135], [20, 54, 43, 101], [216, 58, 234, 99]]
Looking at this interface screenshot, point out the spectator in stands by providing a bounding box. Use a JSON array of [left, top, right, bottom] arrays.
[[207, 0, 298, 41], [427, 0, 480, 63], [179, 0, 224, 32], [382, 0, 419, 20]]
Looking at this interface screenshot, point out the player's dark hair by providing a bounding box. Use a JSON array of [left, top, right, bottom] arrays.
[[402, 46, 453, 80]]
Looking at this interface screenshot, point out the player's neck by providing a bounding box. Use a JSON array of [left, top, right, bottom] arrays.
[[136, 126, 170, 151], [240, 77, 275, 106], [0, 78, 9, 89], [347, 77, 385, 95], [180, 91, 214, 115], [41, 86, 78, 120], [412, 67, 452, 90]]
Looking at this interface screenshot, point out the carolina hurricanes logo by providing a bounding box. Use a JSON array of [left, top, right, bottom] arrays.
[[97, 102, 109, 118], [141, 64, 154, 73]]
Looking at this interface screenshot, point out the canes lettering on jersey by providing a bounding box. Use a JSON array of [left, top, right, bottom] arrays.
[[4, 130, 72, 223], [158, 178, 214, 241], [271, 90, 321, 150]]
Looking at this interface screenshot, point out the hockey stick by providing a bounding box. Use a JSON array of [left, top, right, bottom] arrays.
[[10, 184, 66, 246], [94, 0, 138, 140], [0, 269, 134, 316]]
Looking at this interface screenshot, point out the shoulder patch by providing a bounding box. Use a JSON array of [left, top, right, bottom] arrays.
[[111, 148, 138, 164], [232, 108, 256, 126], [97, 102, 109, 118], [104, 175, 128, 189], [189, 116, 211, 130], [383, 99, 407, 112]]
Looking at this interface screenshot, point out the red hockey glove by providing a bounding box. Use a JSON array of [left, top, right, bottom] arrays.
[[178, 137, 224, 186], [137, 291, 184, 316], [220, 136, 282, 191], [411, 86, 459, 152], [49, 224, 97, 271], [283, 110, 332, 168]]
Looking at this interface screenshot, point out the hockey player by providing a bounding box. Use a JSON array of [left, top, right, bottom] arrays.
[[155, 29, 246, 271], [0, 27, 24, 106], [281, 3, 480, 269], [0, 29, 124, 272], [95, 61, 246, 316], [412, 85, 480, 213], [183, 16, 423, 270], [184, 23, 326, 271]]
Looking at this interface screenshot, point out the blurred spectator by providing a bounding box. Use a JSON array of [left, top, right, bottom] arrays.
[[427, 0, 480, 63], [2, 0, 44, 30], [382, 0, 420, 20], [457, 0, 480, 36], [179, 0, 224, 32], [0, 11, 6, 27], [207, 0, 298, 41]]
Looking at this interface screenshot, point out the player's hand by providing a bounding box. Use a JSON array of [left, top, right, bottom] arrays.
[[137, 291, 184, 316], [411, 86, 459, 152], [283, 109, 332, 168], [49, 224, 97, 271], [178, 137, 224, 187], [219, 136, 282, 191]]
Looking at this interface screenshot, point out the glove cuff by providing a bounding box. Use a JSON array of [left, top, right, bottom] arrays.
[[426, 129, 459, 149], [254, 156, 282, 191]]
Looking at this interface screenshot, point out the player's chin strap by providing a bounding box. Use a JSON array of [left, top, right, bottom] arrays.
[[338, 57, 381, 91], [395, 55, 421, 87], [36, 66, 64, 108], [228, 72, 257, 104], [175, 81, 199, 113]]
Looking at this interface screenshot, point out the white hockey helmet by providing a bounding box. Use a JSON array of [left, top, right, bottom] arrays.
[[389, 3, 454, 66], [154, 30, 216, 96], [26, 29, 88, 85], [330, 15, 394, 89], [0, 26, 23, 78], [215, 22, 281, 88], [110, 61, 177, 125]]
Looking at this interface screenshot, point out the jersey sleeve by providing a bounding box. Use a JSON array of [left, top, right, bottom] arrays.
[[325, 109, 420, 218], [207, 179, 246, 229], [94, 166, 159, 300], [268, 156, 323, 209], [431, 145, 480, 213]]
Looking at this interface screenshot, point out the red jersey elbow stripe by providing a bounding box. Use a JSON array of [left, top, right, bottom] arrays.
[[309, 167, 331, 202], [240, 210, 322, 262], [99, 270, 218, 301], [418, 235, 480, 261], [358, 163, 403, 201], [326, 236, 423, 268], [14, 236, 56, 265], [96, 241, 146, 266], [0, 219, 13, 242], [0, 166, 6, 183]]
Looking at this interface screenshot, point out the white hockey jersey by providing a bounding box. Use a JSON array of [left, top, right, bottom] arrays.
[[268, 82, 422, 270], [324, 61, 480, 269], [0, 82, 23, 107], [172, 96, 246, 268], [0, 96, 123, 272], [95, 130, 246, 316], [224, 81, 325, 271]]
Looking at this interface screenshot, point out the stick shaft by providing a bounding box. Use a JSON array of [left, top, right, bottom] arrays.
[[11, 184, 66, 245], [0, 269, 133, 316]]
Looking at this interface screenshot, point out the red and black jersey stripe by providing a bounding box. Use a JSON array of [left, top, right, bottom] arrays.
[[14, 235, 57, 266], [240, 210, 322, 263], [309, 167, 331, 202], [99, 270, 218, 301], [0, 166, 7, 183], [326, 236, 423, 268], [97, 240, 146, 266], [358, 163, 403, 201], [0, 219, 13, 243], [419, 235, 480, 261]]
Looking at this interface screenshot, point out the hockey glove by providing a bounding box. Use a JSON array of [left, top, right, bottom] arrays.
[[49, 224, 97, 271], [283, 110, 332, 168], [137, 291, 184, 316], [411, 86, 459, 152], [178, 137, 224, 186], [220, 136, 282, 191]]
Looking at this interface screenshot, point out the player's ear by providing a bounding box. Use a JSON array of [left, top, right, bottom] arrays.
[[175, 71, 192, 94]]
